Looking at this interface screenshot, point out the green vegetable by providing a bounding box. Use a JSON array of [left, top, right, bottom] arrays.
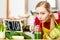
[[50, 23, 60, 39], [0, 23, 7, 32], [45, 33, 52, 40], [4, 25, 7, 32], [22, 33, 32, 39], [0, 23, 3, 32], [5, 32, 12, 39], [5, 31, 32, 39], [56, 23, 60, 30], [50, 28, 60, 39]]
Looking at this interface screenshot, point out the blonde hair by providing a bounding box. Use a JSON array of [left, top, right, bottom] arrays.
[[35, 1, 55, 31]]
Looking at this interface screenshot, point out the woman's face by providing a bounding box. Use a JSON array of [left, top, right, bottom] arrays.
[[36, 6, 50, 23]]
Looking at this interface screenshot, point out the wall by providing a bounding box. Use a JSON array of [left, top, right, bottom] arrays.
[[57, 0, 60, 11], [0, 0, 60, 18], [9, 0, 25, 18], [0, 0, 25, 18], [28, 0, 60, 13], [0, 0, 6, 18], [28, 0, 46, 13]]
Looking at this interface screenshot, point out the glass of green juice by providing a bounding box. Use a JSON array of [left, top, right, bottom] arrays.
[[34, 32, 41, 39]]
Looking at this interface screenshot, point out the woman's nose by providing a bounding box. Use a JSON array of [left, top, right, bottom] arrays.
[[40, 17, 42, 20], [39, 15, 42, 19]]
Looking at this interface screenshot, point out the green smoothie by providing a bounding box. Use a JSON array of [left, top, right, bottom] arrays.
[[34, 32, 41, 39]]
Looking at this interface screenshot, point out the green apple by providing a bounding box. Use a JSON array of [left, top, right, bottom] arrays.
[[56, 23, 60, 30]]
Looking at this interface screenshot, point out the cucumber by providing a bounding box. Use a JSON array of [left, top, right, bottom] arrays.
[[22, 33, 32, 39]]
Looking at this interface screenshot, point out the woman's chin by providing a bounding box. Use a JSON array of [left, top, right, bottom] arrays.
[[40, 20, 47, 23], [42, 20, 46, 23]]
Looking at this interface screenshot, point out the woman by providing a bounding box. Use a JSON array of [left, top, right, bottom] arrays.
[[34, 1, 60, 38]]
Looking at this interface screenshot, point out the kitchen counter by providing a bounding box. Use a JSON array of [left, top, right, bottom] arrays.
[[1, 32, 60, 40], [0, 38, 60, 40]]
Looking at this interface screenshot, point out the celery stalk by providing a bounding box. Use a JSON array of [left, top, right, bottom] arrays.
[[4, 25, 7, 32]]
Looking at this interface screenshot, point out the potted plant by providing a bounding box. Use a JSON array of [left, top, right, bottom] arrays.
[[0, 23, 7, 38]]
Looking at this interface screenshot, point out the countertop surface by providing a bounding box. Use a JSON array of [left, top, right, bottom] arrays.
[[0, 39, 60, 40]]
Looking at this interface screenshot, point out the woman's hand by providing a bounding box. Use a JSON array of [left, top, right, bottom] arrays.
[[34, 25, 40, 32]]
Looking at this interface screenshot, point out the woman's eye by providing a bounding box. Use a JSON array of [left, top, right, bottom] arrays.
[[36, 13, 39, 15], [41, 13, 45, 14]]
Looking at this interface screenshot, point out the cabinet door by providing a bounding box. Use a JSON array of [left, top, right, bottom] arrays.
[[9, 0, 25, 18], [0, 0, 6, 18]]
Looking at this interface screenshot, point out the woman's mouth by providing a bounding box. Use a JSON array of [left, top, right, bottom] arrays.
[[40, 20, 45, 23], [40, 20, 42, 23]]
